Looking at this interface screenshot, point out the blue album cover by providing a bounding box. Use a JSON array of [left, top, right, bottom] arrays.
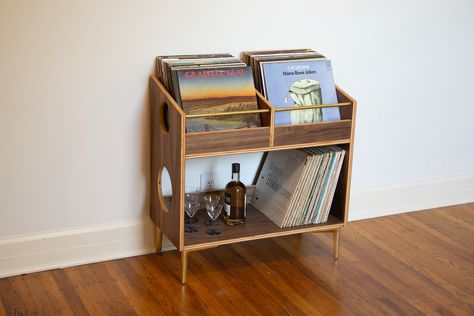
[[261, 59, 340, 125]]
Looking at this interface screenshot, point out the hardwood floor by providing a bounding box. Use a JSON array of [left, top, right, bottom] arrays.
[[1, 203, 473, 315]]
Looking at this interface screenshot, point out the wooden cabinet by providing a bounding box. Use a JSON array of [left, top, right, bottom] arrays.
[[149, 75, 357, 283]]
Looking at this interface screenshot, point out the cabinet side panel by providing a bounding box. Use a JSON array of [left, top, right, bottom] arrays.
[[337, 87, 354, 121], [330, 143, 351, 222], [150, 77, 161, 227], [330, 97, 356, 224], [150, 76, 185, 250]]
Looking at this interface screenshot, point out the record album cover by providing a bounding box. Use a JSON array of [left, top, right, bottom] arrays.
[[174, 66, 261, 132], [260, 59, 340, 125]]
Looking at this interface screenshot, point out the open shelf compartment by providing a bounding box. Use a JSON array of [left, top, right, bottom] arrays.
[[184, 204, 344, 251], [182, 140, 352, 250], [185, 89, 274, 156], [273, 85, 354, 147], [149, 76, 273, 158]]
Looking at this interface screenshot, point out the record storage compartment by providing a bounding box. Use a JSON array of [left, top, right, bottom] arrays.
[[149, 75, 357, 283]]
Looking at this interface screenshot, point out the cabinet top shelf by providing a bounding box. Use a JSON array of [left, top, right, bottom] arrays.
[[150, 75, 356, 158]]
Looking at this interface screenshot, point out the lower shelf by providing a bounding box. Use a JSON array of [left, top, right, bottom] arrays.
[[184, 204, 344, 251]]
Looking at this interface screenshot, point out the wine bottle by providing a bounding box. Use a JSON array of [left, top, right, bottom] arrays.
[[224, 163, 246, 225]]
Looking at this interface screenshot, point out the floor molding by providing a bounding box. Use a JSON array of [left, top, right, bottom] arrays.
[[1, 174, 473, 278], [349, 174, 474, 221], [0, 219, 175, 278]]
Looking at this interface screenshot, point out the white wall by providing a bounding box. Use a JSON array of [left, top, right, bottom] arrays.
[[1, 0, 474, 275]]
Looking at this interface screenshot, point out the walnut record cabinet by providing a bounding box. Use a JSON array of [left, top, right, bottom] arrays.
[[149, 75, 356, 283]]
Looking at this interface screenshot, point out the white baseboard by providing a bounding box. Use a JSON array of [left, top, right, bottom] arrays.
[[349, 174, 474, 221], [1, 175, 473, 278], [0, 219, 175, 278]]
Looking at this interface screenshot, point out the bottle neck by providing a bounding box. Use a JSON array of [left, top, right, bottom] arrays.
[[232, 172, 240, 181]]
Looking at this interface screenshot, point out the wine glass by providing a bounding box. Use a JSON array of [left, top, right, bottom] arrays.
[[204, 195, 223, 235], [204, 195, 221, 226], [184, 186, 200, 233], [207, 205, 223, 235]]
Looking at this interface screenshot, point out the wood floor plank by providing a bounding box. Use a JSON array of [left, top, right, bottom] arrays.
[[162, 254, 235, 316], [0, 202, 473, 315], [8, 275, 47, 315], [275, 233, 421, 315], [157, 252, 216, 315], [231, 242, 325, 316], [241, 237, 354, 315], [218, 245, 314, 315], [0, 298, 6, 316], [50, 269, 89, 315], [282, 233, 403, 315], [31, 272, 74, 315], [380, 216, 473, 296], [343, 225, 470, 315], [0, 277, 28, 316], [103, 260, 167, 315], [64, 264, 136, 315], [407, 208, 474, 250], [351, 217, 474, 314], [127, 255, 185, 315], [91, 263, 138, 315], [440, 203, 474, 226], [187, 251, 263, 315], [205, 245, 306, 315], [188, 245, 287, 315]]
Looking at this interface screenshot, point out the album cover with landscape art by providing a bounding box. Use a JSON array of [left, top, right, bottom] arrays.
[[174, 66, 261, 132]]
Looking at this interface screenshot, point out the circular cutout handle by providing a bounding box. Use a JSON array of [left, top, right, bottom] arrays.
[[157, 166, 172, 213], [160, 102, 171, 133]]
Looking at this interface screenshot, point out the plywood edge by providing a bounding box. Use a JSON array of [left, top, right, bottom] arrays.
[[343, 93, 357, 224], [183, 223, 344, 251]]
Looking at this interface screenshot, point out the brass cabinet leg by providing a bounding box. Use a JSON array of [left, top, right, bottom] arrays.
[[155, 226, 163, 253], [333, 228, 340, 260], [181, 251, 188, 284]]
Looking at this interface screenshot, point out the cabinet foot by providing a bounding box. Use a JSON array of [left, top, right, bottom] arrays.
[[155, 226, 163, 253], [333, 228, 340, 260], [181, 251, 188, 284]]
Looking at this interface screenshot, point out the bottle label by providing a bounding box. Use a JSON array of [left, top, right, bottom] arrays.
[[224, 192, 231, 217]]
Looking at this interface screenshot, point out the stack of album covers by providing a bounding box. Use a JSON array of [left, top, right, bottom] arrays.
[[251, 146, 345, 228], [155, 54, 261, 133], [241, 49, 340, 125]]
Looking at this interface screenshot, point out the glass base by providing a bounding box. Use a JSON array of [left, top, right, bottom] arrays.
[[184, 226, 199, 233], [207, 229, 221, 235]]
